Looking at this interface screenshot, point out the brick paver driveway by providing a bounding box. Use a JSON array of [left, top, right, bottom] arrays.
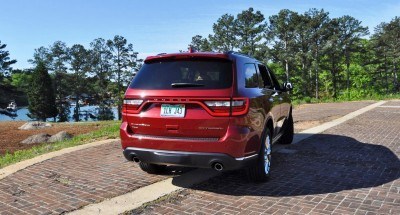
[[133, 101, 400, 215], [0, 143, 191, 215], [0, 101, 398, 214]]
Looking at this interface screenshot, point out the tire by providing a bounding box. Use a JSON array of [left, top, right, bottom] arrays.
[[246, 127, 272, 182], [139, 162, 167, 174], [280, 112, 294, 145]]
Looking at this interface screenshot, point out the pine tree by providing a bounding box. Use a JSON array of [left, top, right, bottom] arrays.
[[27, 61, 57, 121], [0, 40, 17, 76]]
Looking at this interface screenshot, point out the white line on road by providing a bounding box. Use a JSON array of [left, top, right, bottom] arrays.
[[68, 101, 386, 215], [292, 101, 386, 144], [378, 105, 400, 108]]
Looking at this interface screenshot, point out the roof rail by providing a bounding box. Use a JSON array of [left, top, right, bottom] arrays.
[[225, 51, 254, 58]]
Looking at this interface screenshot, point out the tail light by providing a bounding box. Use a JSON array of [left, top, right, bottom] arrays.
[[121, 97, 248, 116], [204, 98, 248, 116], [122, 99, 143, 113], [204, 101, 230, 113]]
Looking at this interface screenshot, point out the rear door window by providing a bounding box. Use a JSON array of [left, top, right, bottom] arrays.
[[244, 63, 260, 88], [129, 60, 233, 89]]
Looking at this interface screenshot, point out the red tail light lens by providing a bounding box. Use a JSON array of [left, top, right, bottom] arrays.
[[204, 101, 231, 113], [231, 100, 247, 114], [122, 99, 143, 113], [204, 98, 248, 116]]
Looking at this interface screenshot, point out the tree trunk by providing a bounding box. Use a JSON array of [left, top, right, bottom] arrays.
[[385, 53, 388, 94], [284, 40, 289, 82], [74, 93, 80, 122], [301, 61, 307, 97], [394, 60, 399, 92], [332, 57, 337, 99], [285, 60, 289, 82], [346, 51, 350, 99], [315, 48, 319, 100]]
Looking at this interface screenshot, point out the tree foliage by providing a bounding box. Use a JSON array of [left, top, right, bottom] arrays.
[[0, 41, 17, 77], [209, 14, 237, 52], [107, 35, 141, 120], [16, 35, 141, 121], [190, 8, 400, 101], [235, 7, 266, 56], [27, 62, 57, 121], [190, 35, 212, 52]]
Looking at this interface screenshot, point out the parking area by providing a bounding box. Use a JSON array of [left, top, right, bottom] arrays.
[[132, 101, 400, 215], [0, 101, 399, 214]]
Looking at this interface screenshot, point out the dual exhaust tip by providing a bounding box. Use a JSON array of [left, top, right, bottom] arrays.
[[132, 156, 224, 171], [132, 156, 140, 163], [212, 162, 224, 171]]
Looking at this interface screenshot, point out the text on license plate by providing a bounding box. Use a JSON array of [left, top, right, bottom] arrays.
[[160, 104, 185, 117]]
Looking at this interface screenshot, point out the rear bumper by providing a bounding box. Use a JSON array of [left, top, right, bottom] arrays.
[[123, 147, 258, 170]]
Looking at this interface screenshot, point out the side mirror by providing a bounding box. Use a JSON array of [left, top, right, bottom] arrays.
[[283, 82, 293, 92]]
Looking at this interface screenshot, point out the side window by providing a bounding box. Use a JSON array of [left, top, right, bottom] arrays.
[[258, 64, 273, 89], [266, 67, 282, 90], [244, 63, 259, 88]]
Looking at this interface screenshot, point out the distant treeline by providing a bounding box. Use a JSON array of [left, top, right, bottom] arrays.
[[0, 36, 141, 121], [190, 8, 400, 101]]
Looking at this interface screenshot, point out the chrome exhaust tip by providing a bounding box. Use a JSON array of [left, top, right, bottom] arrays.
[[213, 162, 224, 171]]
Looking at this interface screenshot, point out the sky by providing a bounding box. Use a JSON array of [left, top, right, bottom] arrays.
[[1, 0, 399, 69]]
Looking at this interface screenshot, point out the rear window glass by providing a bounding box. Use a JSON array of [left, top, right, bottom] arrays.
[[129, 60, 233, 89]]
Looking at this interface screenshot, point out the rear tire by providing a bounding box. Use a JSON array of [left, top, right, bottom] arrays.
[[280, 113, 294, 145], [246, 127, 272, 182], [139, 162, 166, 174]]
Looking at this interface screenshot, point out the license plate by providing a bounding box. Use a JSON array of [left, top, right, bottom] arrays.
[[161, 104, 185, 118]]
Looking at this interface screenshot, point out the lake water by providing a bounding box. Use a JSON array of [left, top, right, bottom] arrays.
[[0, 106, 118, 122]]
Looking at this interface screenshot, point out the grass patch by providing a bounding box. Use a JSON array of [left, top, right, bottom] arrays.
[[0, 121, 120, 169]]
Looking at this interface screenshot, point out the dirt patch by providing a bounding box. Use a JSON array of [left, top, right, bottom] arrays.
[[294, 116, 340, 133], [0, 121, 105, 155]]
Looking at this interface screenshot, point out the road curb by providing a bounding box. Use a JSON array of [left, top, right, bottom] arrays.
[[68, 169, 220, 215], [0, 138, 119, 180]]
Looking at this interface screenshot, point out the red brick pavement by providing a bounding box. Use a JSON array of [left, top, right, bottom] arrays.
[[293, 101, 375, 132], [0, 142, 187, 215], [134, 101, 400, 215]]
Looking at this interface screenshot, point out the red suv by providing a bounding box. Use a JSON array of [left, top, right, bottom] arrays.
[[120, 51, 293, 181]]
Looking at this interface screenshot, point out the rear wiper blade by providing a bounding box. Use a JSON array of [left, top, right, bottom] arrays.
[[171, 83, 205, 88]]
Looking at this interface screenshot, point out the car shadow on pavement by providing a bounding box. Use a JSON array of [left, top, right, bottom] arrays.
[[172, 133, 400, 197]]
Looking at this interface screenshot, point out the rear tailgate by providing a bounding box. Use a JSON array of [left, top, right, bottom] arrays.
[[123, 58, 235, 140], [124, 90, 232, 139]]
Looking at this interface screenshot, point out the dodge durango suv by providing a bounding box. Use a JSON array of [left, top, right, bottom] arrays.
[[120, 51, 293, 182]]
